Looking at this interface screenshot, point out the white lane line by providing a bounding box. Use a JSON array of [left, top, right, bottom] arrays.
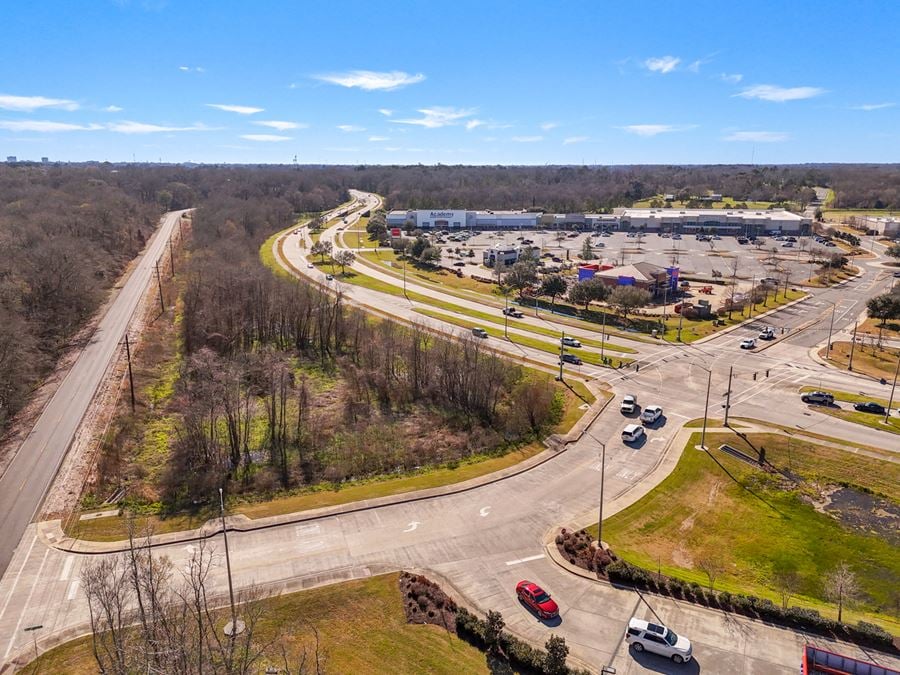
[[505, 554, 546, 566], [59, 555, 74, 582], [66, 579, 80, 601], [3, 547, 50, 659], [0, 535, 37, 624]]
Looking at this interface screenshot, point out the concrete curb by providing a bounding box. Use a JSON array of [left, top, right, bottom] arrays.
[[692, 292, 810, 345], [45, 381, 616, 555]]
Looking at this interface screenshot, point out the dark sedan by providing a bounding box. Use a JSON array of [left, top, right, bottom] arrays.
[[853, 401, 886, 414]]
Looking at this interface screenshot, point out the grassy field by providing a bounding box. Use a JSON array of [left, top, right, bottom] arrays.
[[803, 265, 860, 287], [631, 195, 784, 210], [798, 386, 900, 434], [822, 341, 899, 381], [593, 430, 900, 630], [21, 573, 491, 675], [360, 249, 502, 294], [858, 316, 900, 340], [823, 208, 900, 222]]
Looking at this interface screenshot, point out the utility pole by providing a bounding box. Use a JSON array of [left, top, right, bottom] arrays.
[[597, 442, 606, 549], [826, 300, 837, 359], [124, 334, 136, 412], [677, 302, 684, 342], [168, 235, 175, 276], [24, 625, 42, 664], [558, 331, 565, 381], [700, 369, 712, 450], [748, 277, 756, 317], [724, 366, 733, 427], [848, 320, 859, 371], [402, 256, 407, 297], [503, 290, 509, 339], [219, 488, 243, 637], [600, 311, 606, 360], [155, 261, 165, 312], [885, 355, 900, 426]]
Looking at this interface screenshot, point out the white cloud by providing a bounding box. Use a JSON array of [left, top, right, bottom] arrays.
[[107, 121, 214, 134], [241, 134, 292, 142], [178, 65, 205, 73], [687, 60, 702, 73], [368, 135, 389, 142], [337, 124, 365, 132], [735, 84, 825, 102], [618, 124, 695, 137], [314, 70, 426, 91], [644, 56, 680, 74], [511, 135, 543, 143], [563, 136, 589, 145], [723, 130, 790, 143], [0, 120, 101, 132], [392, 106, 476, 128], [540, 121, 559, 131], [254, 120, 307, 131], [466, 119, 485, 131], [179, 66, 190, 71], [720, 73, 743, 84], [0, 94, 79, 112], [850, 102, 895, 111], [105, 105, 124, 112], [378, 108, 393, 117], [206, 103, 264, 115]]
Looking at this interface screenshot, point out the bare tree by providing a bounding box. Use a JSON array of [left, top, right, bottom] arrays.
[[823, 562, 861, 623], [772, 563, 802, 609], [697, 554, 725, 591]]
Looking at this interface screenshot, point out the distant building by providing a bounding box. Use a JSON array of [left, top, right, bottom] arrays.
[[593, 261, 670, 296], [6, 156, 16, 163], [41, 157, 49, 164], [483, 247, 519, 268], [859, 216, 900, 239]]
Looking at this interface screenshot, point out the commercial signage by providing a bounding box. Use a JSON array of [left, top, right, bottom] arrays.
[[390, 227, 402, 237], [667, 266, 680, 292]]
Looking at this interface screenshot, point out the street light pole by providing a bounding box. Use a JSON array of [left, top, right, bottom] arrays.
[[826, 300, 837, 359], [219, 488, 242, 637], [724, 366, 733, 427], [701, 368, 712, 450], [600, 311, 606, 361], [597, 442, 607, 549], [885, 355, 900, 426], [848, 319, 859, 371]]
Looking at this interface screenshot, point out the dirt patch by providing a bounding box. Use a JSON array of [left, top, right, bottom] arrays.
[[671, 545, 694, 568], [822, 487, 900, 545], [399, 572, 458, 633]]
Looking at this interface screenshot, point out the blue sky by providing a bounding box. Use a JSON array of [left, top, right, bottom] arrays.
[[1, 0, 898, 164]]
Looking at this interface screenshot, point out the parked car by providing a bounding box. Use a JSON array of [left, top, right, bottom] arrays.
[[325, 274, 334, 281], [471, 327, 488, 339], [622, 424, 645, 443], [625, 617, 693, 664], [502, 307, 524, 318], [758, 326, 775, 340], [854, 401, 886, 414], [782, 241, 795, 248], [561, 336, 582, 348], [672, 234, 682, 240], [801, 391, 834, 405], [561, 354, 583, 365], [307, 263, 314, 269], [825, 241, 837, 247], [515, 580, 559, 619], [737, 237, 749, 244], [620, 395, 638, 414], [739, 338, 756, 349], [640, 405, 663, 425], [453, 261, 466, 267]]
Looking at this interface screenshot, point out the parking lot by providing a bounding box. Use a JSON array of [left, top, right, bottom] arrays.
[[434, 229, 826, 289]]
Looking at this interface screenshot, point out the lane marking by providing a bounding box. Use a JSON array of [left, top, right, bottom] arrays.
[[505, 554, 546, 566], [66, 579, 80, 601], [0, 535, 38, 624], [59, 555, 74, 582], [479, 506, 491, 518], [3, 547, 50, 659]]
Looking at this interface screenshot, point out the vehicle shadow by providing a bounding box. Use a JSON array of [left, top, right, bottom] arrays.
[[644, 415, 667, 429], [624, 434, 648, 449], [628, 646, 701, 673], [516, 598, 562, 627]]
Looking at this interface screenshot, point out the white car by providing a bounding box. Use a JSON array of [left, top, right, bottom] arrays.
[[740, 338, 756, 349], [561, 336, 582, 348], [620, 395, 638, 415], [325, 274, 334, 281], [640, 405, 663, 425], [758, 326, 775, 340], [625, 617, 692, 664], [622, 424, 645, 443]]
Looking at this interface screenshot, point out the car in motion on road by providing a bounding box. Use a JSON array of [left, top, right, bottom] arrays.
[[739, 338, 757, 349], [471, 327, 489, 339], [758, 326, 775, 340], [801, 391, 834, 405], [307, 263, 314, 269], [502, 307, 524, 318], [854, 401, 886, 414], [622, 424, 645, 443], [625, 617, 692, 664], [620, 395, 638, 414], [640, 405, 663, 425], [515, 580, 559, 619], [560, 354, 582, 366], [561, 336, 582, 348], [325, 274, 334, 281]]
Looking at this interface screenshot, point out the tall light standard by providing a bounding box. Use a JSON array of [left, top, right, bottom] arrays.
[[219, 488, 244, 637], [691, 363, 713, 450], [885, 355, 900, 426], [587, 433, 607, 549], [823, 299, 837, 359]]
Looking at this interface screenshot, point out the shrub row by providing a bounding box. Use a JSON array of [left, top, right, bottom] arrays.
[[455, 608, 590, 675], [555, 528, 618, 576], [606, 561, 897, 653]]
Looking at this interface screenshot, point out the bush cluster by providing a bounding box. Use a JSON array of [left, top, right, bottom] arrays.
[[455, 608, 590, 675], [555, 528, 618, 576], [399, 572, 457, 631], [605, 561, 897, 653]]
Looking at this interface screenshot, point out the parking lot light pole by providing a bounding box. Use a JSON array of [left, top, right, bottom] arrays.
[[885, 356, 900, 425]]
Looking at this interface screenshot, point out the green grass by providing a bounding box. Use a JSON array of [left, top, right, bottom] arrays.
[[631, 195, 788, 210], [824, 341, 899, 381], [593, 430, 900, 630], [21, 573, 491, 675], [414, 307, 633, 368], [798, 387, 900, 434]]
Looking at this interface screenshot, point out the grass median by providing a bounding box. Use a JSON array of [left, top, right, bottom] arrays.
[[822, 341, 899, 381], [798, 386, 900, 434], [592, 429, 900, 631], [21, 573, 490, 675]]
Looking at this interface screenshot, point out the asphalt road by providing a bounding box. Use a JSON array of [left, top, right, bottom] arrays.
[[0, 210, 187, 577], [0, 194, 898, 672]]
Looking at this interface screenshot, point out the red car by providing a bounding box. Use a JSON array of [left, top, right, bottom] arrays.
[[516, 580, 559, 619]]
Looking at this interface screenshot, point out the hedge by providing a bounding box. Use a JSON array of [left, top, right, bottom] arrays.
[[605, 561, 897, 653]]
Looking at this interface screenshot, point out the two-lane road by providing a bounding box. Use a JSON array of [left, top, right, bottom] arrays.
[[0, 209, 187, 576]]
